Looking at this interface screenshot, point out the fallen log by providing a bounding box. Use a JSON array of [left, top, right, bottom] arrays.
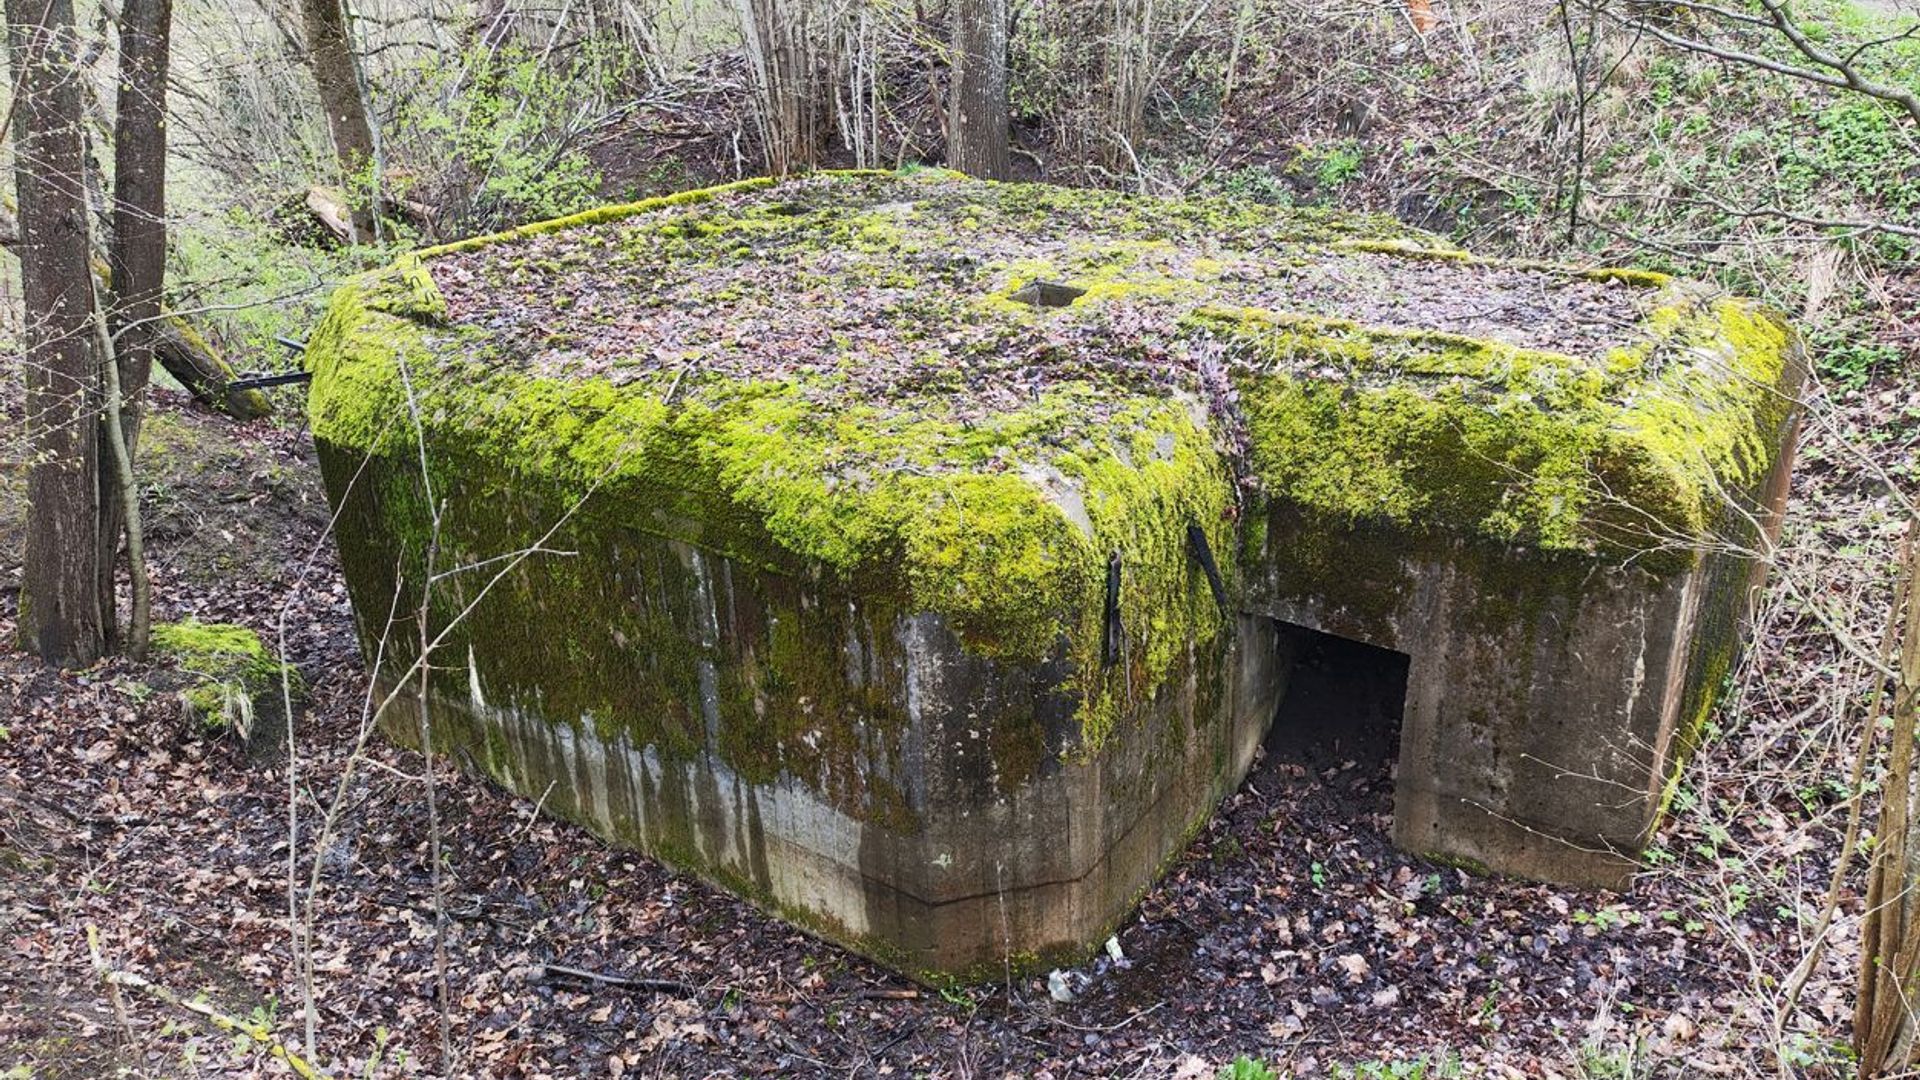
[[97, 255, 274, 420], [304, 185, 357, 246], [299, 185, 435, 247], [154, 317, 273, 420], [7, 236, 278, 421]]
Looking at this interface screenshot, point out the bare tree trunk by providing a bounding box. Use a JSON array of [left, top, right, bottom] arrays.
[[947, 0, 1010, 179], [99, 0, 172, 656], [734, 0, 824, 174], [1102, 0, 1153, 173], [1857, 515, 1920, 1074], [8, 0, 106, 667], [299, 0, 379, 239], [88, 265, 151, 660]]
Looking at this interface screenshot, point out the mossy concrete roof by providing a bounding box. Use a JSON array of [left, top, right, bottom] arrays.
[[307, 170, 1800, 731], [421, 171, 1652, 392]]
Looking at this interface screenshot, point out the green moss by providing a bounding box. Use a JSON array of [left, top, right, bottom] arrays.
[[1575, 267, 1672, 289], [357, 255, 449, 324], [1217, 288, 1798, 564], [150, 619, 301, 730], [1605, 298, 1800, 551], [1423, 850, 1494, 875], [416, 171, 890, 260], [311, 291, 1231, 752], [151, 619, 273, 669], [1330, 237, 1471, 260]]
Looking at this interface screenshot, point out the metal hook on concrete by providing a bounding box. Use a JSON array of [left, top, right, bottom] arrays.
[[1102, 552, 1124, 668], [1187, 523, 1228, 613]]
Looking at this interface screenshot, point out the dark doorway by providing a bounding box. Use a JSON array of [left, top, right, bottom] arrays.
[[1264, 621, 1409, 776]]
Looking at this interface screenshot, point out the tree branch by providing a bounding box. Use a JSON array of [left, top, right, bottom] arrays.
[[1614, 1, 1920, 126]]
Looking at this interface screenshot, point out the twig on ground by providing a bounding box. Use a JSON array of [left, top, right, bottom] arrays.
[[526, 961, 698, 996]]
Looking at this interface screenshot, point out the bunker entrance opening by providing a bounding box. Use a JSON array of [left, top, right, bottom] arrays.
[[1265, 621, 1409, 786]]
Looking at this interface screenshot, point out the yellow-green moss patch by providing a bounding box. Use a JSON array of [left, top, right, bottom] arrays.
[[151, 620, 301, 731]]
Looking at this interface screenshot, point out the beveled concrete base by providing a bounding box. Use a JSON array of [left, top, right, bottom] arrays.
[[376, 591, 1283, 978]]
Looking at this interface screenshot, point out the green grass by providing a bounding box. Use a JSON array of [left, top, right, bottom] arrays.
[[1218, 1054, 1463, 1079]]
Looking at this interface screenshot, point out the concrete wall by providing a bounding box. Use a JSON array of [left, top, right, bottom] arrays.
[[316, 375, 1803, 972], [1242, 511, 1680, 886], [321, 440, 1285, 977], [1239, 408, 1800, 888]]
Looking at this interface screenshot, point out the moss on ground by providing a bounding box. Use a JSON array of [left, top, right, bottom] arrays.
[[150, 620, 301, 731]]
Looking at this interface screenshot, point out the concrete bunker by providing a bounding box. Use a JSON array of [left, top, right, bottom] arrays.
[[305, 169, 1805, 980]]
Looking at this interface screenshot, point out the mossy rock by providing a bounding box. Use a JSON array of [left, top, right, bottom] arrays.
[[150, 620, 302, 757]]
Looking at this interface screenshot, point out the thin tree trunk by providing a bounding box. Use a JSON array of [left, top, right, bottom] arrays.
[[8, 0, 106, 667], [947, 0, 1010, 179], [99, 0, 172, 655], [733, 0, 823, 174], [88, 271, 151, 659], [1858, 515, 1920, 1074], [1103, 0, 1154, 172], [300, 0, 379, 239]]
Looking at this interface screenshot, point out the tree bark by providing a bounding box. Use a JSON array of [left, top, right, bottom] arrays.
[[1103, 0, 1153, 172], [100, 0, 172, 654], [299, 0, 378, 239], [733, 0, 825, 174], [946, 0, 1010, 179], [1858, 518, 1920, 1074], [8, 0, 106, 666]]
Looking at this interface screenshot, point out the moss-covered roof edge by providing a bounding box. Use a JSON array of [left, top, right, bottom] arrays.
[[418, 170, 894, 261], [1209, 289, 1803, 562], [303, 254, 1238, 752]]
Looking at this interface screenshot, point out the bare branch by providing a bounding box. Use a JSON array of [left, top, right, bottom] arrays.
[[1612, 0, 1920, 126], [1586, 185, 1920, 240]]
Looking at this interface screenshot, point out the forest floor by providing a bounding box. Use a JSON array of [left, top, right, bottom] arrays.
[[0, 342, 1914, 1079]]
